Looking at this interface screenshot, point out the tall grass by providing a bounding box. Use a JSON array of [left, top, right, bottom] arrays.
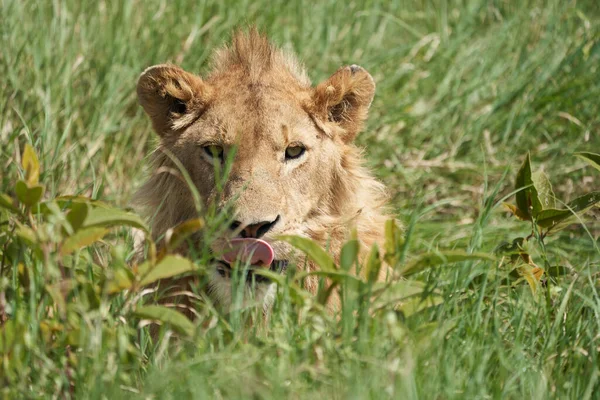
[[1, 0, 599, 398]]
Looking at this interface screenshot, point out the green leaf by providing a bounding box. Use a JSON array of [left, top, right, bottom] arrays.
[[340, 239, 359, 272], [513, 154, 549, 217], [15, 224, 36, 244], [66, 202, 90, 232], [0, 320, 19, 355], [384, 219, 404, 265], [401, 251, 496, 277], [134, 305, 195, 337], [575, 152, 600, 172], [494, 237, 527, 263], [165, 218, 204, 252], [0, 193, 19, 213], [138, 255, 196, 287], [398, 294, 445, 319], [251, 268, 286, 285], [60, 227, 108, 256], [106, 267, 134, 294], [515, 153, 533, 219], [372, 280, 443, 317], [66, 327, 82, 347], [568, 191, 600, 211], [301, 269, 363, 286], [15, 180, 44, 207], [278, 235, 335, 272], [317, 281, 340, 306], [55, 195, 111, 209], [536, 191, 600, 229], [547, 265, 570, 277], [536, 208, 572, 228], [365, 244, 381, 283], [22, 143, 40, 185], [83, 206, 149, 232], [531, 170, 556, 210], [372, 280, 426, 299]]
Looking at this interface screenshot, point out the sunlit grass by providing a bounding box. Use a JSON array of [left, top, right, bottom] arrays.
[[1, 0, 599, 398]]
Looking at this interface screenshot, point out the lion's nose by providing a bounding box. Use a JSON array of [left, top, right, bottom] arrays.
[[230, 215, 280, 238]]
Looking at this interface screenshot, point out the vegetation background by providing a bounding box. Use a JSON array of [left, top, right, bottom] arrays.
[[1, 0, 599, 398]]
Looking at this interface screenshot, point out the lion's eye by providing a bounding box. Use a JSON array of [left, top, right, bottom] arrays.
[[203, 145, 224, 161], [285, 145, 305, 160]]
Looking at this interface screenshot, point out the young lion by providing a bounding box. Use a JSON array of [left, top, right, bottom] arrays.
[[135, 29, 390, 312]]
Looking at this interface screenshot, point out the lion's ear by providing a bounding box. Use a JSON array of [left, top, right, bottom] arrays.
[[312, 65, 375, 143], [137, 64, 211, 136]]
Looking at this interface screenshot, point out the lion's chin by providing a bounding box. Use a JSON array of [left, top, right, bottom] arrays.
[[206, 261, 286, 313], [208, 269, 277, 313]]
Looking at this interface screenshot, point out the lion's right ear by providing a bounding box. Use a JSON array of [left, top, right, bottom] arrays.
[[311, 65, 375, 143], [137, 64, 211, 136]]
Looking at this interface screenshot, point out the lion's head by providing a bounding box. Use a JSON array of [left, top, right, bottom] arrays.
[[135, 29, 389, 310]]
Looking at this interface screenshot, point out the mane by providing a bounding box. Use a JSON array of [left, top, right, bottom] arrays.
[[134, 148, 196, 241], [307, 145, 391, 258], [209, 28, 311, 86]]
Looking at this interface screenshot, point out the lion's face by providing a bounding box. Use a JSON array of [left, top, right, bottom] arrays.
[[177, 83, 339, 245], [136, 31, 376, 309]]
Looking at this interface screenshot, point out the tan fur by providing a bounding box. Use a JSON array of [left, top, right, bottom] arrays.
[[135, 29, 391, 312]]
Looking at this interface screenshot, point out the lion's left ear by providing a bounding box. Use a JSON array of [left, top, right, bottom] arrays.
[[312, 65, 375, 143]]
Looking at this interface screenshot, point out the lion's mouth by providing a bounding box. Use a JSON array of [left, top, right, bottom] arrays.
[[213, 238, 288, 284], [215, 260, 288, 284]]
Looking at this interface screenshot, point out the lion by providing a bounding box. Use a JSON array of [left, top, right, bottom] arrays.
[[135, 29, 391, 313]]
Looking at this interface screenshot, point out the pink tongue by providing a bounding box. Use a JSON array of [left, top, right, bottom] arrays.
[[222, 238, 274, 267]]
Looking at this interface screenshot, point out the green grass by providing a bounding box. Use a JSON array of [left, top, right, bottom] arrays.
[[1, 0, 600, 398]]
